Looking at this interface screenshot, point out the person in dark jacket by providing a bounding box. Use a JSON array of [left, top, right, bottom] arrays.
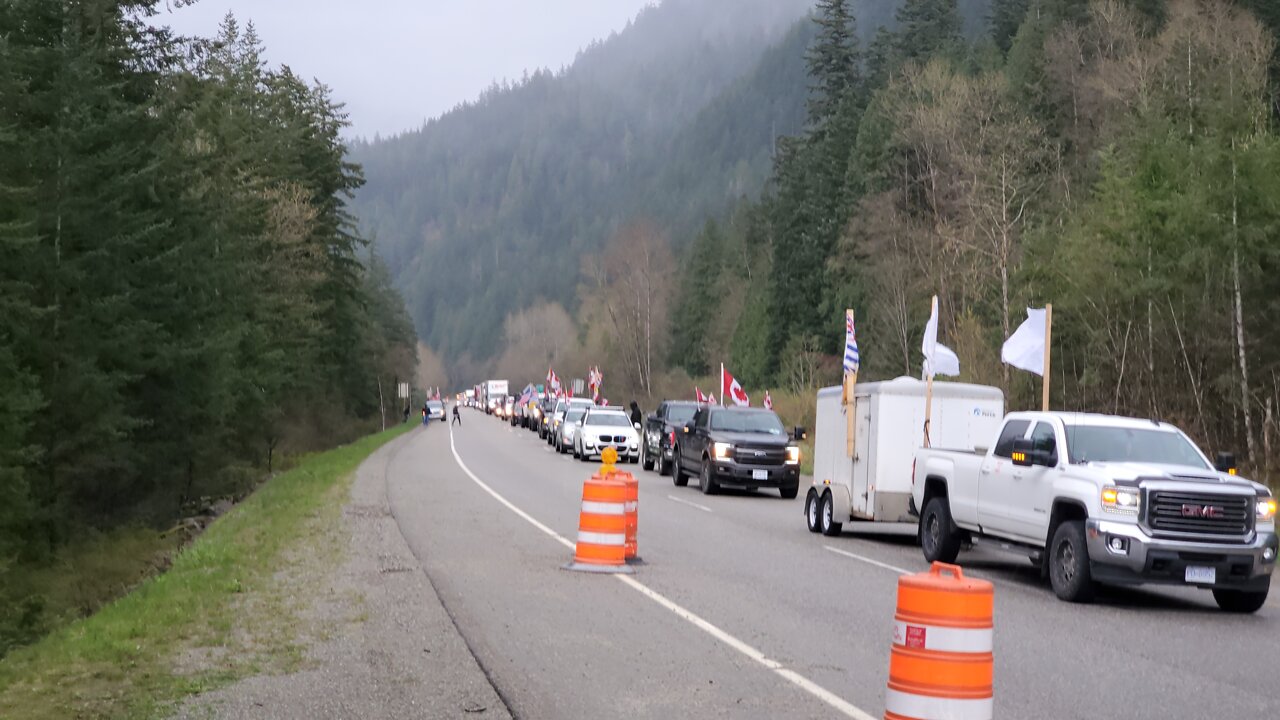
[[452, 403, 462, 425], [629, 400, 643, 428], [422, 403, 430, 427]]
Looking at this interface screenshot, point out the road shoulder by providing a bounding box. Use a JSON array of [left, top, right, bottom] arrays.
[[173, 429, 511, 720]]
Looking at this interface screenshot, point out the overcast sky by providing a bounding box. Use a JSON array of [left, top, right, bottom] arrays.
[[156, 0, 655, 139]]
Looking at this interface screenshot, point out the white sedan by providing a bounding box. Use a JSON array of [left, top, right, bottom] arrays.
[[574, 409, 640, 463]]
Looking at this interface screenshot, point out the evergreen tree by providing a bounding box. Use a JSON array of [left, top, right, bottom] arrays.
[[989, 0, 1032, 52], [895, 0, 964, 63], [805, 0, 861, 128], [668, 220, 725, 375]]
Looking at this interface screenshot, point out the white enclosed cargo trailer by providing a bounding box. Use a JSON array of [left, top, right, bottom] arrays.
[[806, 378, 1004, 534]]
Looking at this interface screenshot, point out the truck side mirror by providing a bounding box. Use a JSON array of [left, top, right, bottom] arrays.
[[1215, 451, 1238, 475], [683, 421, 694, 434], [793, 426, 807, 441], [1011, 438, 1036, 467]]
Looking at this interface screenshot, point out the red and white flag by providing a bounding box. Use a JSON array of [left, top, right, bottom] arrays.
[[547, 367, 561, 392], [695, 387, 707, 403], [707, 393, 716, 405], [763, 390, 773, 410], [721, 364, 749, 407]]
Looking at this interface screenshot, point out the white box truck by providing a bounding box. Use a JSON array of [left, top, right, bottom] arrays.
[[804, 377, 1004, 536]]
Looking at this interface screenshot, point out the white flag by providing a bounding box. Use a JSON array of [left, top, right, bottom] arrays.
[[922, 296, 961, 378], [1002, 307, 1048, 376]]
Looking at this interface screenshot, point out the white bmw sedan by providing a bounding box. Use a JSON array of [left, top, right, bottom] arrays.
[[573, 408, 640, 463]]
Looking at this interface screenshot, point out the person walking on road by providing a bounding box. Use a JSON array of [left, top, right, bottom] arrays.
[[629, 400, 643, 428], [422, 403, 430, 427], [452, 403, 462, 426]]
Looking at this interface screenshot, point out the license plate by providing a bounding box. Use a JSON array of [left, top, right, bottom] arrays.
[[752, 469, 768, 481], [1185, 566, 1216, 584]]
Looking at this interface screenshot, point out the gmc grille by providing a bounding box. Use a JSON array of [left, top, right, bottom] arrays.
[[1146, 490, 1252, 538]]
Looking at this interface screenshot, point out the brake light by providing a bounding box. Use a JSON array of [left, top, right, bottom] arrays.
[[668, 430, 676, 446]]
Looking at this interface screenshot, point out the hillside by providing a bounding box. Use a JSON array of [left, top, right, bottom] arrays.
[[350, 0, 825, 377]]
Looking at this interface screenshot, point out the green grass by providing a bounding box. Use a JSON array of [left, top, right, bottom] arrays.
[[0, 424, 412, 720]]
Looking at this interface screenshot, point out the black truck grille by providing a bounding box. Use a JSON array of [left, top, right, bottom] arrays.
[[1147, 490, 1252, 537], [734, 445, 787, 466]]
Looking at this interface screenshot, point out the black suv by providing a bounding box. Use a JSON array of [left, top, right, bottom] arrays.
[[642, 400, 701, 475], [673, 406, 801, 498]]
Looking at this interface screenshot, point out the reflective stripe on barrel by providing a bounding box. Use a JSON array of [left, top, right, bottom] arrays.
[[884, 562, 993, 720]]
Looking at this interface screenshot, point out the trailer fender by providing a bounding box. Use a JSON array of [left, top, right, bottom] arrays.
[[822, 482, 853, 524]]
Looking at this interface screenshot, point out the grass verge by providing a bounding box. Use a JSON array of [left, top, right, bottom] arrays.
[[0, 423, 413, 720]]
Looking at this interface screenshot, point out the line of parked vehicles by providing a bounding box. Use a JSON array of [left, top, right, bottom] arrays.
[[460, 375, 1276, 612]]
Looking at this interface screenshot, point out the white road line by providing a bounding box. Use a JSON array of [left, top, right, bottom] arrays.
[[667, 495, 713, 513], [448, 427, 874, 720], [824, 545, 913, 575]]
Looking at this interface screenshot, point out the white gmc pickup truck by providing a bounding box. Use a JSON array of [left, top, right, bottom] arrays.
[[912, 411, 1277, 612]]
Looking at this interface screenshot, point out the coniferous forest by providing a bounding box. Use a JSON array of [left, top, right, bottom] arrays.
[[0, 1, 416, 651], [357, 0, 1280, 487]]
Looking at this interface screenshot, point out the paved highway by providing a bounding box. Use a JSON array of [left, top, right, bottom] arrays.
[[385, 411, 1280, 719]]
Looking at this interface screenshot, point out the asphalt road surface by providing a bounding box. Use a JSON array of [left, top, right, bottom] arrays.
[[387, 411, 1280, 719]]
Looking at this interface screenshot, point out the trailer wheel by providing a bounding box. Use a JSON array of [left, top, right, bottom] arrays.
[[805, 491, 821, 533], [819, 491, 842, 537], [920, 497, 961, 564]]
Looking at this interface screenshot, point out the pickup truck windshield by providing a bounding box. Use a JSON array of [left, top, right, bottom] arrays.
[[590, 414, 632, 427], [1064, 426, 1209, 469], [710, 411, 784, 434], [668, 406, 697, 425]]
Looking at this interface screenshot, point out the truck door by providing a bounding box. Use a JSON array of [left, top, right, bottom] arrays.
[[977, 419, 1031, 541], [1011, 422, 1058, 541]]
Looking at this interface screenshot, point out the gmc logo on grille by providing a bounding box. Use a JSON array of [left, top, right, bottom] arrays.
[[1181, 504, 1224, 519]]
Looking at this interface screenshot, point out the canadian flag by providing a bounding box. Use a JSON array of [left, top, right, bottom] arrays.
[[763, 390, 773, 410], [708, 393, 716, 405], [547, 367, 561, 391], [721, 365, 749, 407], [695, 387, 707, 403]]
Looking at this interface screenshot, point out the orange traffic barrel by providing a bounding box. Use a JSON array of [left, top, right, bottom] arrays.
[[885, 562, 993, 720], [563, 474, 634, 574]]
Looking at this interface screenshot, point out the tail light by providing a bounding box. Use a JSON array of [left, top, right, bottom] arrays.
[[668, 430, 676, 446]]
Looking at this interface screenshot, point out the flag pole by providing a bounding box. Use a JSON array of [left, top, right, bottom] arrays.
[[1041, 303, 1053, 412], [720, 363, 725, 407], [924, 296, 937, 448], [845, 309, 858, 458]]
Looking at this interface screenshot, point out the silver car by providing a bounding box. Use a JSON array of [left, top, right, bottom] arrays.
[[556, 406, 589, 454]]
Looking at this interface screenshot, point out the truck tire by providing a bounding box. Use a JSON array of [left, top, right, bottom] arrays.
[[673, 451, 689, 487], [699, 460, 720, 495], [1049, 521, 1096, 603], [805, 491, 822, 533], [642, 444, 655, 472], [819, 491, 842, 536], [779, 483, 798, 500], [920, 497, 961, 564], [658, 451, 672, 477], [1212, 588, 1269, 613]]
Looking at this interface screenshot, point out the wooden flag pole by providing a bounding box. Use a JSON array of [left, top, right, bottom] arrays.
[[1041, 303, 1053, 412], [924, 296, 937, 448]]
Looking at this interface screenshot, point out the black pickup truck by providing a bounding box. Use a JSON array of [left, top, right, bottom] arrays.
[[673, 406, 802, 499], [641, 400, 701, 475]]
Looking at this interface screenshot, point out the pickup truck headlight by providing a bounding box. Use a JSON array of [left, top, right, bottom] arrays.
[[1258, 497, 1277, 523], [786, 446, 801, 465], [1101, 486, 1140, 516], [712, 442, 733, 460]]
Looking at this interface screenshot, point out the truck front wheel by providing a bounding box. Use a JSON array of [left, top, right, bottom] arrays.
[[920, 497, 961, 564], [1212, 588, 1269, 613], [1049, 521, 1096, 603]]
